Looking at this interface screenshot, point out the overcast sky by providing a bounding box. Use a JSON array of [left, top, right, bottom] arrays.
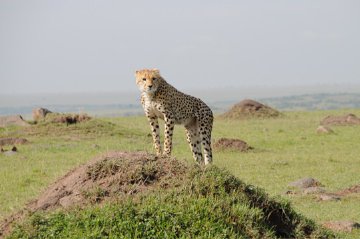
[[1, 0, 359, 94]]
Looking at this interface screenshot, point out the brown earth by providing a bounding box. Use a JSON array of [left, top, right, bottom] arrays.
[[0, 151, 188, 237], [320, 113, 360, 126], [0, 138, 28, 146], [213, 138, 253, 152], [221, 99, 280, 119], [0, 115, 30, 128]]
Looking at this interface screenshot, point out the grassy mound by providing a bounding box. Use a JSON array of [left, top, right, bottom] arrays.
[[5, 153, 333, 239]]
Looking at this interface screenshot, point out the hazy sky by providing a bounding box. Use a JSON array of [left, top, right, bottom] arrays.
[[1, 0, 359, 94]]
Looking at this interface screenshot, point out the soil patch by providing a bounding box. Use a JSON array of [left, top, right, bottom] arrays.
[[221, 99, 280, 119], [213, 138, 253, 152], [0, 115, 29, 128], [321, 113, 360, 126], [0, 138, 28, 146]]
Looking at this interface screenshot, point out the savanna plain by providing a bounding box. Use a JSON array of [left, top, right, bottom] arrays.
[[0, 109, 360, 238]]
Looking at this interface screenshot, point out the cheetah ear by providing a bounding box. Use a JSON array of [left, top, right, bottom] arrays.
[[152, 68, 160, 74]]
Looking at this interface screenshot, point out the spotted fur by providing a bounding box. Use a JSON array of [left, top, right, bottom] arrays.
[[135, 69, 213, 164]]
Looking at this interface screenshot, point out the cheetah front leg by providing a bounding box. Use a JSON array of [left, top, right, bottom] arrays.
[[163, 115, 175, 156], [147, 116, 162, 156]]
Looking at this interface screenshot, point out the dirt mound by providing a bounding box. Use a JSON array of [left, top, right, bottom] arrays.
[[28, 151, 188, 211], [42, 113, 91, 125], [1, 152, 187, 235], [213, 138, 253, 152], [321, 113, 360, 126], [1, 151, 188, 237], [221, 99, 280, 119], [0, 138, 28, 146], [0, 115, 30, 128]]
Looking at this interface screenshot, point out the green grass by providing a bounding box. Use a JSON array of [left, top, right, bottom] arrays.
[[1, 109, 360, 238]]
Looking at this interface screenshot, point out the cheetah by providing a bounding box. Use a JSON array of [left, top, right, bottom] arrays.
[[135, 69, 213, 165]]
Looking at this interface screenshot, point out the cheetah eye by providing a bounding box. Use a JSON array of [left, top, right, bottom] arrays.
[[152, 77, 157, 81], [142, 78, 146, 81]]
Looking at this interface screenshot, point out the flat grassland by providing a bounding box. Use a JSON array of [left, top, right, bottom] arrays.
[[1, 109, 360, 238]]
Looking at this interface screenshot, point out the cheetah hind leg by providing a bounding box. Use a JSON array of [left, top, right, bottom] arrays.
[[185, 125, 203, 164], [199, 123, 213, 165]]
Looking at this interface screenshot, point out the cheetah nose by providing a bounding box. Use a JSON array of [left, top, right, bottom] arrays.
[[148, 85, 153, 89]]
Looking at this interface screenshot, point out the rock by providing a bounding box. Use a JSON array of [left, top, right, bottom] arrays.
[[289, 177, 323, 189], [316, 125, 334, 134], [0, 115, 30, 128], [32, 108, 52, 122], [317, 193, 341, 201], [323, 221, 360, 232]]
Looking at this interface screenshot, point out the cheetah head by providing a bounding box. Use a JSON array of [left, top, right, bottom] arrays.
[[135, 69, 162, 94]]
